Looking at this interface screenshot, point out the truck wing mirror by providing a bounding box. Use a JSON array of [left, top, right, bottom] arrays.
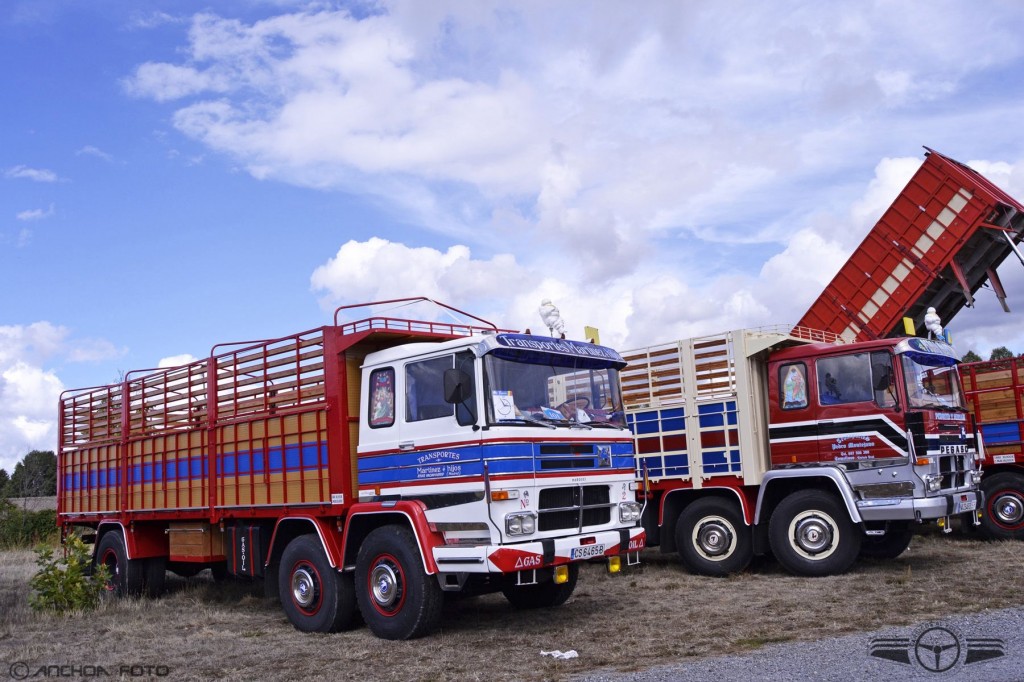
[[443, 369, 473, 404]]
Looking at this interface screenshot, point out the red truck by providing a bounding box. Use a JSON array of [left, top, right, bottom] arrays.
[[622, 326, 981, 577], [58, 299, 645, 639], [960, 357, 1024, 539], [798, 148, 1024, 540]]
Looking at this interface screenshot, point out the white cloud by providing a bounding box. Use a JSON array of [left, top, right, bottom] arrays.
[[158, 353, 198, 368], [129, 3, 1024, 360], [16, 204, 55, 221], [76, 145, 114, 162], [4, 165, 60, 182], [0, 323, 126, 472]]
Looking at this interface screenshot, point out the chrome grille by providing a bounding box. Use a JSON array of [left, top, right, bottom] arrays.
[[538, 485, 611, 531], [938, 454, 970, 490]]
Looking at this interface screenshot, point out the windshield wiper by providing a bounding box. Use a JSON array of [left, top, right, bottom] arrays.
[[585, 419, 624, 429], [498, 414, 557, 429]]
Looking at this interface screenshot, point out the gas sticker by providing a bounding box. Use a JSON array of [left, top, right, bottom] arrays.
[[515, 554, 543, 569]]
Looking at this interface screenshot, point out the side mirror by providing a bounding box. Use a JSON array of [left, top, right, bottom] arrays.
[[443, 369, 473, 404]]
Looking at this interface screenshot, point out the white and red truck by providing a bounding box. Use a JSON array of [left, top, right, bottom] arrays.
[[58, 298, 644, 639], [621, 326, 981, 577]]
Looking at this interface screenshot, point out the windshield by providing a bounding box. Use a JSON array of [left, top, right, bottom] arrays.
[[900, 355, 966, 410], [483, 354, 626, 428]]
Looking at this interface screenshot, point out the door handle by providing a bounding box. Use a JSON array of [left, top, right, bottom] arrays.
[[399, 441, 415, 451]]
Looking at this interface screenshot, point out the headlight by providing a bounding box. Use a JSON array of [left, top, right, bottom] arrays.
[[619, 501, 641, 523], [924, 474, 942, 493], [505, 512, 537, 536]]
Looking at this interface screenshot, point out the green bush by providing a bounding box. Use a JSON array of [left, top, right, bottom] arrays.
[[0, 501, 57, 547], [29, 535, 110, 613]]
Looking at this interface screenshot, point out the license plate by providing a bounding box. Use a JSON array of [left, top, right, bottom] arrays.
[[571, 543, 605, 560], [939, 444, 968, 454], [955, 496, 977, 513]]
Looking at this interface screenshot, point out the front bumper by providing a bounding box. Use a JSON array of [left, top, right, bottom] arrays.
[[432, 526, 646, 574], [857, 490, 981, 522]]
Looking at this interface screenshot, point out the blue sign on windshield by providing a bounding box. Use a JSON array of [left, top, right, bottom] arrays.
[[489, 334, 626, 368], [894, 337, 959, 367]]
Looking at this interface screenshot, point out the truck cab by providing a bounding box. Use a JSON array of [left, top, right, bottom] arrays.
[[766, 336, 981, 557]]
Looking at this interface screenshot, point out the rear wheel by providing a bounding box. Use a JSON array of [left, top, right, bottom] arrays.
[[859, 523, 913, 560], [979, 472, 1024, 540], [279, 534, 357, 633], [96, 531, 144, 597], [144, 556, 167, 597], [768, 490, 861, 577], [501, 564, 579, 609], [355, 526, 443, 640], [675, 498, 753, 576]]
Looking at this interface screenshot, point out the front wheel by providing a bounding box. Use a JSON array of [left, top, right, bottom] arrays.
[[675, 498, 753, 576], [279, 534, 357, 633], [768, 490, 861, 577], [355, 525, 443, 640], [979, 472, 1024, 540], [501, 563, 579, 609]]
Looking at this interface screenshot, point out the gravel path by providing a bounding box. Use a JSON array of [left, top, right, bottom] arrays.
[[579, 607, 1024, 681]]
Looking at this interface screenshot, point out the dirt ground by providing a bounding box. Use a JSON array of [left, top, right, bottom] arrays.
[[2, 530, 1022, 682]]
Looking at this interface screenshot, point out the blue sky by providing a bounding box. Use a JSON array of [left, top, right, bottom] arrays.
[[3, 0, 1024, 472]]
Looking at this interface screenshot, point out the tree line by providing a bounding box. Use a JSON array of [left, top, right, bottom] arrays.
[[960, 346, 1019, 364], [0, 450, 57, 499]]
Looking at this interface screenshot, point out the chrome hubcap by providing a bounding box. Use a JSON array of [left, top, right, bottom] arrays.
[[371, 562, 400, 609], [291, 567, 317, 608], [994, 493, 1024, 525], [696, 519, 733, 557], [794, 515, 833, 554]]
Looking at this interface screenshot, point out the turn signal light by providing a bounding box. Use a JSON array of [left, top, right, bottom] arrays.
[[915, 457, 931, 466]]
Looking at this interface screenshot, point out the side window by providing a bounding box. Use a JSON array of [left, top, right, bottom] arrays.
[[870, 351, 897, 409], [816, 353, 873, 405], [779, 363, 808, 410], [407, 356, 455, 422], [368, 368, 395, 428]]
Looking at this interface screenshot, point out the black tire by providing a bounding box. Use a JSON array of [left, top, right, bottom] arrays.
[[979, 472, 1024, 541], [501, 563, 579, 609], [355, 525, 443, 640], [859, 523, 913, 560], [675, 498, 753, 576], [279, 534, 358, 633], [95, 531, 144, 597], [144, 556, 167, 597], [768, 490, 861, 577]]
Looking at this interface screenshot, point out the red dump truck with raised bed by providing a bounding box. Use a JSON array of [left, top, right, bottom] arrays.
[[622, 326, 981, 577], [798, 147, 1024, 540], [57, 299, 644, 639]]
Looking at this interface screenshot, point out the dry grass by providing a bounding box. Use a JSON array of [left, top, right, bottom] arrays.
[[1, 530, 1022, 682]]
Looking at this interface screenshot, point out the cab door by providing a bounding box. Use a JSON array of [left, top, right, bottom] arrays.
[[813, 350, 904, 464], [399, 351, 483, 483]]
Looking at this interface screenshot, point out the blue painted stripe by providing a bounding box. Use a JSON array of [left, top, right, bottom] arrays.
[[358, 441, 635, 486], [981, 422, 1020, 445]]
